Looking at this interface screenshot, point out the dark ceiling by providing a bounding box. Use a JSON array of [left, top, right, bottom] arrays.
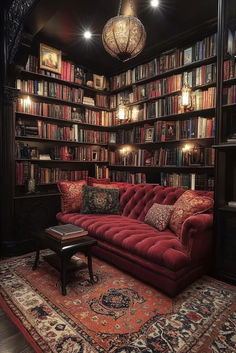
[[24, 0, 218, 75]]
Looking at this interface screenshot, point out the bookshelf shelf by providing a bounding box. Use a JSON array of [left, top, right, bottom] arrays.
[[109, 137, 214, 147], [18, 91, 110, 112], [15, 112, 111, 130], [222, 103, 236, 109], [15, 135, 107, 146], [223, 77, 236, 86], [109, 165, 214, 170], [15, 159, 108, 163], [110, 56, 217, 94], [19, 69, 110, 95], [213, 143, 236, 149]]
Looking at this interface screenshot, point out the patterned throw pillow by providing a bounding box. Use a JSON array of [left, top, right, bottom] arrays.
[[80, 186, 120, 214], [144, 204, 174, 231], [169, 190, 214, 237], [57, 180, 87, 214], [93, 183, 119, 189], [88, 177, 110, 186]]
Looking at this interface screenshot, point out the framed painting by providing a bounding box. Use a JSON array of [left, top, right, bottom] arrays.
[[40, 43, 62, 74]]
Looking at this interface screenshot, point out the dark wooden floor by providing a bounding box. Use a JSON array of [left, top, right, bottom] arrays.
[[0, 306, 35, 353]]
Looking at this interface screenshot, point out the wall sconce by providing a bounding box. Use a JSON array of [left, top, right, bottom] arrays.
[[181, 83, 192, 111], [182, 144, 192, 166]]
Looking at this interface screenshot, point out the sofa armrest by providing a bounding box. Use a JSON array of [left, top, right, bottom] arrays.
[[181, 213, 213, 262]]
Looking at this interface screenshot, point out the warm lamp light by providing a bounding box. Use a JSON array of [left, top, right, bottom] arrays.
[[117, 98, 130, 123], [132, 107, 139, 121], [181, 83, 192, 110], [102, 0, 146, 62], [24, 96, 31, 106], [182, 144, 191, 152]]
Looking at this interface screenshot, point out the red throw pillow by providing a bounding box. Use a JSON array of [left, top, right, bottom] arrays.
[[169, 190, 214, 237], [93, 183, 119, 189], [57, 180, 87, 214], [144, 204, 174, 231], [88, 177, 110, 186]]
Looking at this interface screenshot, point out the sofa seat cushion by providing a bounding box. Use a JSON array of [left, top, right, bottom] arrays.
[[57, 212, 189, 271]]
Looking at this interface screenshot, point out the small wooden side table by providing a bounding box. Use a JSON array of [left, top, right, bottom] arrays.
[[32, 230, 97, 295]]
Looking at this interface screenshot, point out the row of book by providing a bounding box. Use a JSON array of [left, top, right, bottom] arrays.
[[222, 85, 236, 105], [53, 146, 108, 162], [110, 63, 216, 108], [15, 142, 108, 162], [110, 33, 217, 90], [95, 165, 109, 179], [109, 171, 146, 184], [16, 162, 89, 185], [110, 117, 215, 144], [16, 79, 84, 103], [109, 147, 215, 167], [224, 59, 236, 81], [17, 99, 113, 126], [146, 87, 216, 118], [16, 119, 108, 143], [155, 117, 215, 141], [160, 172, 214, 191], [25, 55, 109, 90]]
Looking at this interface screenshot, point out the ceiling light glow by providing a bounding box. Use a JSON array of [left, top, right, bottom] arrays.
[[150, 0, 159, 8], [84, 30, 92, 39]]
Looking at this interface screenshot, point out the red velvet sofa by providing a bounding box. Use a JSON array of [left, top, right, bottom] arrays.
[[56, 184, 214, 297]]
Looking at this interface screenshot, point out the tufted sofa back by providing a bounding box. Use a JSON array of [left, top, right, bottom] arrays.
[[119, 184, 214, 221]]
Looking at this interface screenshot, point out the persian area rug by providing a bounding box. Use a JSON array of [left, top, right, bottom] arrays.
[[0, 252, 236, 353]]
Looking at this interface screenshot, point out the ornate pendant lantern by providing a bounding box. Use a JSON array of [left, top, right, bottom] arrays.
[[102, 0, 146, 62]]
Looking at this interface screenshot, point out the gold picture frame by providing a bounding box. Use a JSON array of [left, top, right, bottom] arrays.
[[93, 74, 104, 90], [40, 43, 62, 74]]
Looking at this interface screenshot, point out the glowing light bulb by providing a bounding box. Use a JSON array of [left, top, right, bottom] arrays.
[[25, 96, 31, 106], [150, 0, 159, 8], [84, 31, 92, 39]]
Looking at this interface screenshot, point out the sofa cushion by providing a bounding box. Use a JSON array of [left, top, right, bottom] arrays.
[[80, 186, 120, 214], [57, 180, 87, 214], [144, 203, 174, 231], [88, 177, 110, 186], [56, 212, 189, 271], [169, 190, 214, 237]]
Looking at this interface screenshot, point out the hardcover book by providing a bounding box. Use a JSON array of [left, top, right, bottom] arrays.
[[46, 224, 84, 236], [184, 47, 192, 65]]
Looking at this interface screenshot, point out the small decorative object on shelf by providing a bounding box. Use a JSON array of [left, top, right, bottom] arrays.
[[27, 178, 36, 193]]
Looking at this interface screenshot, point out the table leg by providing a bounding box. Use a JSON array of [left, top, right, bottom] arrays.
[[32, 249, 40, 270], [87, 251, 95, 283], [61, 255, 67, 296]]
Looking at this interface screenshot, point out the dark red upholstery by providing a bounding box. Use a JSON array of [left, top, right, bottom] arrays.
[[56, 184, 214, 296]]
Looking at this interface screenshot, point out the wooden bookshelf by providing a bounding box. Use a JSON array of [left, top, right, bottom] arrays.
[[15, 135, 108, 146]]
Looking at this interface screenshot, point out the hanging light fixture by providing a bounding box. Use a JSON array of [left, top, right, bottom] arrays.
[[102, 0, 146, 62]]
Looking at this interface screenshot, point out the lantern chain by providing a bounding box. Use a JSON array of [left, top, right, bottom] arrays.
[[117, 0, 135, 16]]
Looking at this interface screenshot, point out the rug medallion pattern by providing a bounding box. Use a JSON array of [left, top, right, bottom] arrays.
[[0, 252, 235, 353]]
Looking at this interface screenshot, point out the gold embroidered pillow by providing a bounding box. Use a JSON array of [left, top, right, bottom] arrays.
[[57, 180, 87, 214], [169, 190, 214, 237], [93, 183, 119, 189], [144, 203, 175, 231]]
